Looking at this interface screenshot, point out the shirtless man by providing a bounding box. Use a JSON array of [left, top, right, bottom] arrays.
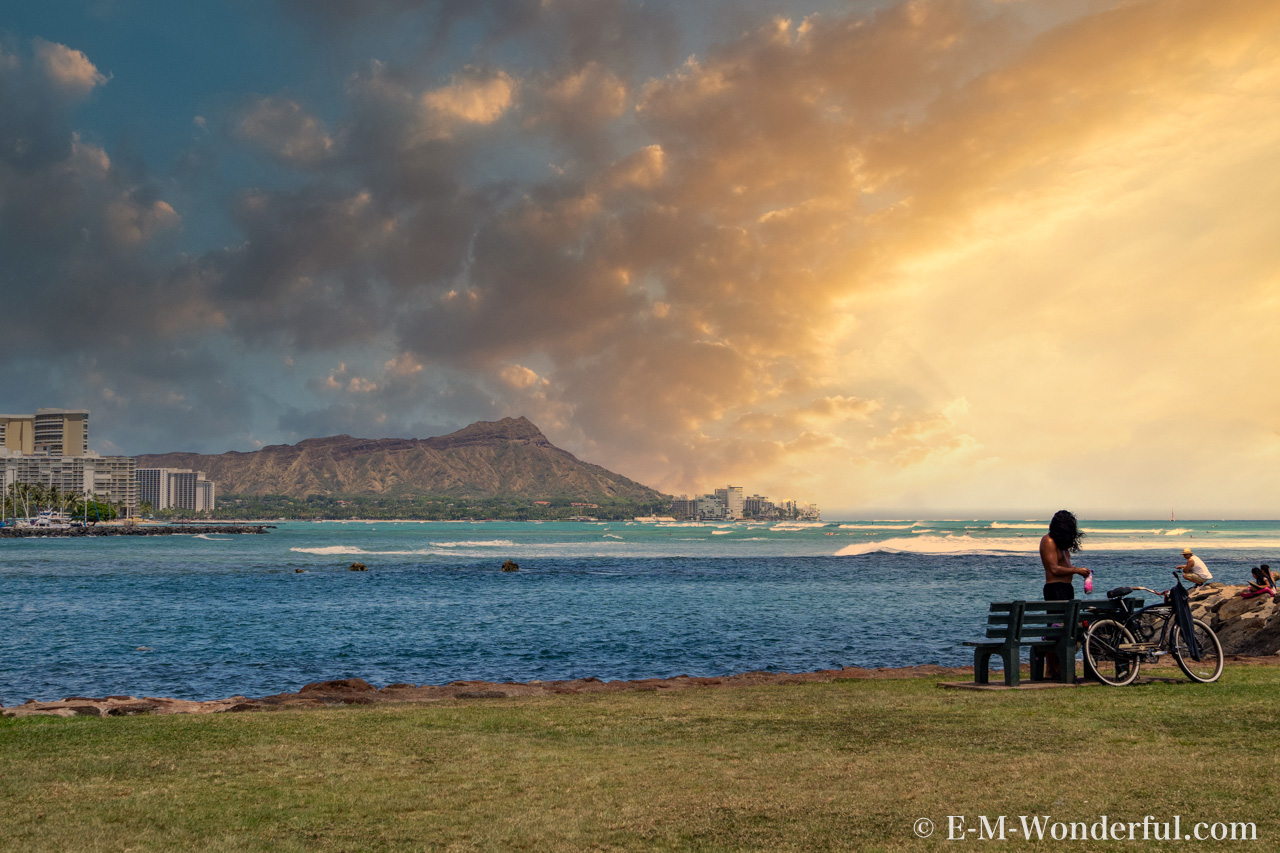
[[1041, 509, 1091, 600], [1040, 510, 1090, 679]]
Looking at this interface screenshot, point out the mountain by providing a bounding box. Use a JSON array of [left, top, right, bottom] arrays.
[[133, 417, 666, 502]]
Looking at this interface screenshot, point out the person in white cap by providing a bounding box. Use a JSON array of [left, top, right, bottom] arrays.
[[1178, 548, 1212, 586]]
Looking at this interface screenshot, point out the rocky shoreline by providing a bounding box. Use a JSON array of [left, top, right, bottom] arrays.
[[0, 524, 274, 538], [0, 665, 972, 719], [7, 656, 1280, 719], [1189, 582, 1280, 655]]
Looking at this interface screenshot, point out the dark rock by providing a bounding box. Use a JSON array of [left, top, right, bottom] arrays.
[[107, 702, 158, 716], [225, 702, 264, 713], [501, 559, 519, 571], [454, 690, 508, 699], [349, 562, 368, 571], [299, 678, 376, 694], [66, 704, 104, 717], [295, 569, 305, 573]]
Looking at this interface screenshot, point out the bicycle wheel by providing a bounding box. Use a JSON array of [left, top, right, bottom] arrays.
[[1084, 619, 1140, 686], [1173, 618, 1223, 683]]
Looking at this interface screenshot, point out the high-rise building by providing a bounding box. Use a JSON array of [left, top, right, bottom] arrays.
[[714, 486, 745, 520], [697, 494, 726, 520], [1, 451, 137, 516], [136, 468, 216, 512], [669, 495, 698, 519], [0, 409, 89, 456], [195, 478, 215, 512]]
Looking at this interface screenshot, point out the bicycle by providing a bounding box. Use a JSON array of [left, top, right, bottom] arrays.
[[1082, 572, 1223, 686]]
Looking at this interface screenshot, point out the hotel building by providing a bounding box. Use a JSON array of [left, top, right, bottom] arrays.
[[1, 407, 138, 516], [136, 468, 216, 512], [1, 451, 138, 516], [0, 409, 90, 456]]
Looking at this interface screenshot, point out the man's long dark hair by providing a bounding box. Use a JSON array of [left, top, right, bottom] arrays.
[[1048, 510, 1084, 553]]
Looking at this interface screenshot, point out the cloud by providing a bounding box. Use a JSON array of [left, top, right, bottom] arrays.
[[8, 2, 1280, 516], [419, 69, 516, 138], [236, 96, 336, 166], [33, 39, 108, 98]]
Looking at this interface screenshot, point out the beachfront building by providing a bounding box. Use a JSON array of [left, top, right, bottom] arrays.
[[696, 494, 726, 520], [1, 450, 138, 516], [136, 468, 216, 512], [669, 489, 819, 522], [0, 409, 90, 457], [744, 494, 776, 518], [714, 486, 744, 520], [777, 499, 822, 521], [669, 495, 697, 520]]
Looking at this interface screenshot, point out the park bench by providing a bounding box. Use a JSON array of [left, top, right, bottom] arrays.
[[964, 600, 1082, 687]]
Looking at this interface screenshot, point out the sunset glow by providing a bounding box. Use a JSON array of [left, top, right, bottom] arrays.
[[3, 0, 1279, 516]]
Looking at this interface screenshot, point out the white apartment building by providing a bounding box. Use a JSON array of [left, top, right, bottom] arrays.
[[136, 468, 216, 512], [696, 494, 726, 520], [1, 450, 138, 516], [714, 486, 745, 521]]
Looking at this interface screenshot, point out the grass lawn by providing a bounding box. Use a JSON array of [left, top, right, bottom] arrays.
[[3, 666, 1279, 851]]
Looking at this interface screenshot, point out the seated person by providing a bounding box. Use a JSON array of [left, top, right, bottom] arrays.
[[1244, 564, 1277, 598], [1178, 548, 1212, 586]]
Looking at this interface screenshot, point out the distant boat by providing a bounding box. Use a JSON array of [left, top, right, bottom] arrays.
[[32, 510, 73, 529]]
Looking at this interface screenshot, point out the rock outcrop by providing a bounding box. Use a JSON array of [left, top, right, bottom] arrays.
[[133, 416, 665, 503], [1189, 584, 1280, 655]]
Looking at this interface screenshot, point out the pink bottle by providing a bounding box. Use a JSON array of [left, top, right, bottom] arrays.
[[1083, 570, 1094, 595]]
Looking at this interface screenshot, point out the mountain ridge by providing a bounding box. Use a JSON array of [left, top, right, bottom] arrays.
[[133, 417, 665, 502]]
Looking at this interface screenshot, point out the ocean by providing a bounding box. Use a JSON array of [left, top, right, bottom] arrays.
[[2, 518, 1275, 705]]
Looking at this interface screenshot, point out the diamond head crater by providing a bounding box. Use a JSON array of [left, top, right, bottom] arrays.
[[133, 417, 671, 521]]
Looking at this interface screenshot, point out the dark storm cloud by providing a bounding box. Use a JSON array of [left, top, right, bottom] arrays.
[[276, 0, 677, 72]]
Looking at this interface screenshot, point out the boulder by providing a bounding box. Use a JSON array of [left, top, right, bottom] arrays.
[[1189, 585, 1280, 655], [349, 562, 368, 571], [501, 559, 519, 571], [299, 678, 376, 694]]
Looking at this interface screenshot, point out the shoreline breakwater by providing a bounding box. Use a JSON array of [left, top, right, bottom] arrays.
[[0, 524, 273, 538]]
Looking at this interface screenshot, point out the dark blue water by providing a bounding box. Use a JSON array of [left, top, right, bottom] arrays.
[[1, 520, 1270, 704]]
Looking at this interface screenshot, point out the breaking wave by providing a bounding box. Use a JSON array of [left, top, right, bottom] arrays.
[[835, 536, 1037, 556], [429, 539, 516, 548]]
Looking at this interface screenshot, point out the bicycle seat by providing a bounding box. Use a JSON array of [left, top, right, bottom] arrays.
[[1107, 586, 1133, 599]]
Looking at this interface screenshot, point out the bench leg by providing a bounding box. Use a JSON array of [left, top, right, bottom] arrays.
[[1055, 644, 1076, 683], [1002, 650, 1019, 687], [974, 649, 990, 685], [1030, 648, 1045, 682]]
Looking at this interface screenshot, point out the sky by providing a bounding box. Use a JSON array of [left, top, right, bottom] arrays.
[[2, 0, 1279, 519]]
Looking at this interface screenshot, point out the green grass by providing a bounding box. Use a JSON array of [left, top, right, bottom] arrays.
[[3, 667, 1279, 851]]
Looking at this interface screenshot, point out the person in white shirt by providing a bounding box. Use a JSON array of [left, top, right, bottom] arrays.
[[1178, 548, 1212, 586]]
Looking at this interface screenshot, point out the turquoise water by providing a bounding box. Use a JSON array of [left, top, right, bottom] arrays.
[[2, 519, 1276, 704]]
